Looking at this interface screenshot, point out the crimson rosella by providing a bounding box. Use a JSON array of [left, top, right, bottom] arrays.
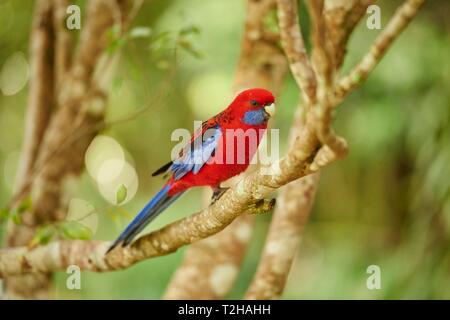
[[107, 88, 275, 252]]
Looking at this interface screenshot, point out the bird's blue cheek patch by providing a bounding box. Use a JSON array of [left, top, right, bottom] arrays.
[[242, 109, 267, 125]]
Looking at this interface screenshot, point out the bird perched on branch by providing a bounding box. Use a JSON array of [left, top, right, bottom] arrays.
[[107, 88, 276, 252]]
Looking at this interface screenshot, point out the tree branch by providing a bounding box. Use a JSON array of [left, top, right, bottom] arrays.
[[245, 173, 319, 299], [0, 110, 329, 278], [0, 108, 322, 277], [3, 0, 136, 299], [243, 0, 423, 300], [13, 0, 54, 199], [245, 106, 320, 299], [163, 214, 256, 299], [336, 0, 426, 99], [308, 0, 333, 89], [31, 0, 131, 225], [4, 0, 56, 299], [324, 0, 376, 70], [276, 0, 317, 103], [53, 0, 73, 92], [0, 200, 275, 278], [305, 0, 346, 156]]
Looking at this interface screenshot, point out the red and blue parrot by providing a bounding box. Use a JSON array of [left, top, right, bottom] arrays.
[[108, 88, 275, 252]]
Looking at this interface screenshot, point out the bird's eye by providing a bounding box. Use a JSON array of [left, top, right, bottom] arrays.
[[250, 100, 259, 106]]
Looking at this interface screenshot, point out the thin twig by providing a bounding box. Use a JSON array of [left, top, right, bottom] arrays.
[[336, 0, 426, 100], [276, 0, 317, 104]]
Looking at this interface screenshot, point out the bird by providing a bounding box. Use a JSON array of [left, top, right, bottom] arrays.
[[107, 88, 276, 253]]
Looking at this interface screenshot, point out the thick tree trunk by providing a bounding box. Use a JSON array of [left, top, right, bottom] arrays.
[[4, 0, 134, 299]]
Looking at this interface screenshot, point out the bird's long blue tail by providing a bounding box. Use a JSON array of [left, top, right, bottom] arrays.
[[107, 184, 183, 253]]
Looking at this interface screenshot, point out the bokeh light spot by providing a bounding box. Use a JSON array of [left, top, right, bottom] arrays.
[[97, 161, 138, 205], [0, 51, 30, 96], [96, 158, 127, 184], [85, 135, 125, 182], [186, 72, 232, 119]]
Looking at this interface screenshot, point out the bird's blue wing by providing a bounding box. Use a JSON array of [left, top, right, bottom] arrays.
[[170, 124, 222, 180]]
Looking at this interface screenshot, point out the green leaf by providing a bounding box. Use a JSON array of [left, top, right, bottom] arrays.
[[152, 30, 172, 42], [179, 25, 200, 36], [107, 24, 121, 39], [352, 73, 363, 85], [107, 37, 126, 55], [116, 184, 128, 205], [263, 9, 279, 35], [31, 225, 55, 245], [106, 25, 127, 55], [59, 221, 93, 240], [148, 31, 173, 58], [17, 196, 32, 214], [177, 38, 204, 59], [10, 209, 21, 225], [129, 26, 152, 38], [0, 207, 10, 220]]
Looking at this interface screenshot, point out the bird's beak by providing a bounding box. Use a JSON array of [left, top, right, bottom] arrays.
[[264, 103, 276, 118]]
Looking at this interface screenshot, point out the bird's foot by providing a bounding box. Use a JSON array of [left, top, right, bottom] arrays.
[[244, 198, 276, 215], [211, 187, 230, 204]]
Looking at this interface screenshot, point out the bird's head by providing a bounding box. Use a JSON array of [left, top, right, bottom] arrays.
[[229, 88, 276, 126]]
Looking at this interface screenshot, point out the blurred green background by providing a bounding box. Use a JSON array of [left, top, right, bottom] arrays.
[[0, 0, 449, 299]]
